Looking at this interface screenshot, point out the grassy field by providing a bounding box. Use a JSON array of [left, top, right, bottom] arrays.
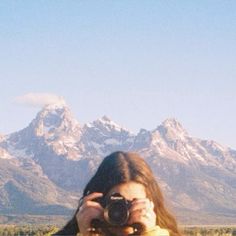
[[182, 225, 236, 236], [0, 225, 235, 236], [1, 213, 236, 235], [0, 225, 58, 236]]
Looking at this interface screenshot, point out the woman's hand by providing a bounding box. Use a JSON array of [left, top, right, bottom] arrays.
[[128, 198, 156, 231], [76, 192, 104, 236]]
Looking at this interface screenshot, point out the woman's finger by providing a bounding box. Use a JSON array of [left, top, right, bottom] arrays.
[[79, 200, 104, 214], [130, 198, 154, 212], [82, 192, 103, 203]]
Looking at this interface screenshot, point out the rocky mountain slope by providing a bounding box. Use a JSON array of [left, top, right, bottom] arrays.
[[0, 103, 235, 224]]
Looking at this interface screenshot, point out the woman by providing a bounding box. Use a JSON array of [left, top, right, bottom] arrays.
[[56, 151, 182, 236]]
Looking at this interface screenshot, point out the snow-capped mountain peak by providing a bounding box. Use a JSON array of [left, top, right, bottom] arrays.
[[43, 99, 67, 110], [162, 118, 186, 132], [31, 103, 79, 138], [90, 115, 131, 133], [157, 118, 188, 141], [100, 115, 111, 122], [2, 103, 82, 160]]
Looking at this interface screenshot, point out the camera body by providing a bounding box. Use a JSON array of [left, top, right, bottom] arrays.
[[91, 193, 146, 234], [95, 192, 132, 226]]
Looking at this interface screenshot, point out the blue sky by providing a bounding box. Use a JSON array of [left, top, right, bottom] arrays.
[[1, 1, 236, 148]]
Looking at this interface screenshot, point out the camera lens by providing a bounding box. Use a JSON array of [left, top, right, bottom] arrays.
[[107, 201, 129, 225]]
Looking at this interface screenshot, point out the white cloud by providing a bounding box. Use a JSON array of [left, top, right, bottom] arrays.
[[15, 93, 66, 108]]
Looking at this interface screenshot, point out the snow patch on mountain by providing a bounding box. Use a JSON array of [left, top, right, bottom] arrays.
[[0, 148, 13, 159], [87, 115, 132, 134]]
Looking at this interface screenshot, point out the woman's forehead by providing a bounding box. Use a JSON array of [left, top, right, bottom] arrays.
[[107, 181, 146, 201]]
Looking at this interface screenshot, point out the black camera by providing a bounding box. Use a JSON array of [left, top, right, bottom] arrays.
[[91, 193, 145, 235], [103, 193, 132, 226], [93, 193, 132, 226]]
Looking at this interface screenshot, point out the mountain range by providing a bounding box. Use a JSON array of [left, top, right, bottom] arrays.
[[0, 103, 235, 225]]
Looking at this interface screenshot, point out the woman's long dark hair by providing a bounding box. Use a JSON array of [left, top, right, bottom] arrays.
[[56, 151, 182, 236]]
